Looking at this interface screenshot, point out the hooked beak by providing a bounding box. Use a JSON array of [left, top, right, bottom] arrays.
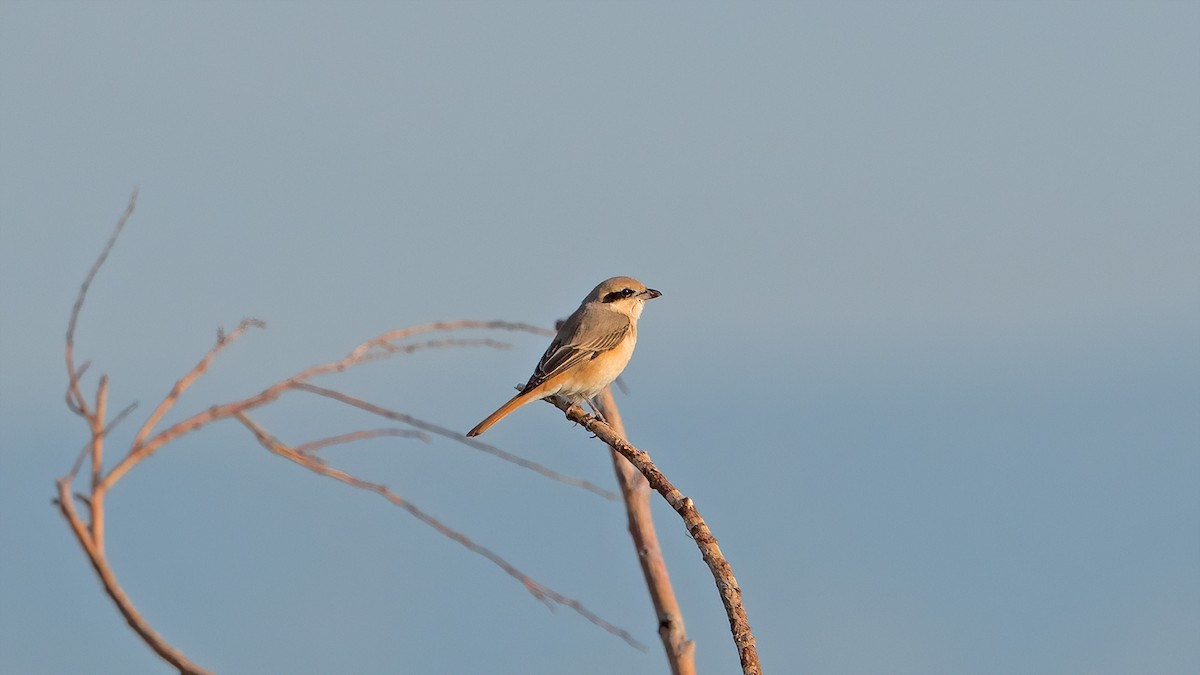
[[640, 288, 662, 300]]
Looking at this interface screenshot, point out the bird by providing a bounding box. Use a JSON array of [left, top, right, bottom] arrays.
[[467, 276, 661, 437]]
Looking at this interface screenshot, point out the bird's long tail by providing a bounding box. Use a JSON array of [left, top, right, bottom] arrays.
[[466, 390, 536, 437]]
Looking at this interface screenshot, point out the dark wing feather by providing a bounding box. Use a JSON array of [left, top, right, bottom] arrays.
[[522, 311, 630, 392]]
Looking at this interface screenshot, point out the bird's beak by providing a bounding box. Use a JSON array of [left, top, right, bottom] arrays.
[[641, 288, 662, 299]]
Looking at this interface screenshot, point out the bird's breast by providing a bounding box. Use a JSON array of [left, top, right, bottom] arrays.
[[555, 333, 636, 400]]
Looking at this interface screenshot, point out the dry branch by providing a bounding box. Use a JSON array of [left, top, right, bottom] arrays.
[[294, 427, 430, 455], [595, 388, 696, 675], [67, 400, 137, 480], [56, 191, 214, 674], [102, 330, 504, 492], [234, 412, 644, 650], [65, 188, 138, 419], [55, 479, 215, 675], [295, 382, 619, 500], [549, 398, 762, 675]]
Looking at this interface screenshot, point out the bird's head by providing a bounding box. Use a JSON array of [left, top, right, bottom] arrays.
[[587, 276, 661, 319]]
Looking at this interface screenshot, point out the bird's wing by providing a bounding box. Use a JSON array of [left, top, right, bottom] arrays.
[[523, 309, 630, 392]]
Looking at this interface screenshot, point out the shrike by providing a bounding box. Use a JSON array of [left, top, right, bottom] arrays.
[[467, 276, 661, 437]]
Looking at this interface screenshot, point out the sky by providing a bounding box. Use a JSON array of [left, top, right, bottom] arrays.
[[1, 2, 1197, 674]]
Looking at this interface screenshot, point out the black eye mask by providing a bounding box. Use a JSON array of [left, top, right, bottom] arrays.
[[602, 288, 636, 303]]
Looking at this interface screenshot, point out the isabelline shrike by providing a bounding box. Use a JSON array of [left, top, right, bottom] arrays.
[[467, 276, 660, 437]]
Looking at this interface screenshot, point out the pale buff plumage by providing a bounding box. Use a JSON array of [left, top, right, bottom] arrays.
[[467, 277, 661, 437]]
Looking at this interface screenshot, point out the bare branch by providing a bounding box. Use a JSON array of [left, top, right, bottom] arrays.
[[549, 398, 761, 675], [66, 188, 137, 419], [64, 361, 91, 416], [101, 326, 531, 493], [66, 399, 138, 482], [89, 376, 108, 552], [294, 428, 430, 455], [596, 388, 696, 675], [295, 383, 619, 501], [55, 479, 213, 675], [127, 318, 265, 459], [233, 412, 644, 650]]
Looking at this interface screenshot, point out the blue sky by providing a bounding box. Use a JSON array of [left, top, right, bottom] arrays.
[[1, 2, 1197, 673]]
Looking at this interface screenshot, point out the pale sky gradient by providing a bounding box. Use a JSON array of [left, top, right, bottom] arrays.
[[2, 2, 1198, 674]]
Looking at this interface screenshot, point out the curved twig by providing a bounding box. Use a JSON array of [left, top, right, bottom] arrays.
[[66, 189, 137, 419], [549, 398, 761, 675], [56, 480, 212, 675], [595, 388, 696, 674], [234, 412, 644, 650], [295, 383, 619, 500], [294, 427, 430, 455], [100, 332, 519, 493]]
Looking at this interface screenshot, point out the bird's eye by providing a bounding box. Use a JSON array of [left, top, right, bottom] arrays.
[[602, 288, 636, 303]]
